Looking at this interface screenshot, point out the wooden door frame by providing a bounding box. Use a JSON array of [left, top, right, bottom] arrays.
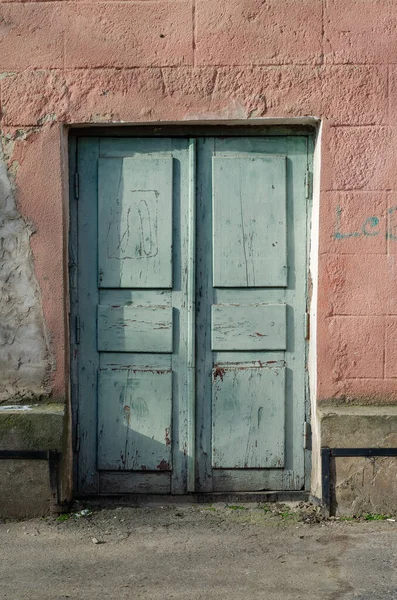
[[68, 124, 315, 496]]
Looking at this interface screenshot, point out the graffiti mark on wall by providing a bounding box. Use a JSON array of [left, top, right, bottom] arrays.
[[334, 206, 397, 240]]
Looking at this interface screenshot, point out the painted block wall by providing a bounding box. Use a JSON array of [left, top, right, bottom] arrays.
[[0, 0, 396, 512]]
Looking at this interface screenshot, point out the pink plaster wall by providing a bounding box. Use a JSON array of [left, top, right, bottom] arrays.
[[0, 0, 396, 404]]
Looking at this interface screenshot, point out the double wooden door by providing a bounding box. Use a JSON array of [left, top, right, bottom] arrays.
[[72, 134, 310, 495]]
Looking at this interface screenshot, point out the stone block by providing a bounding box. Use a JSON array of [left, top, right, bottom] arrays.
[[160, 67, 219, 117], [321, 407, 397, 447], [64, 2, 193, 68], [322, 126, 396, 191], [318, 254, 397, 316], [385, 318, 397, 378], [210, 66, 322, 119], [320, 407, 397, 515], [320, 191, 389, 255], [317, 374, 397, 405], [0, 404, 64, 517], [0, 3, 64, 70], [324, 0, 397, 65], [333, 456, 397, 516], [65, 68, 166, 123], [321, 66, 388, 126], [0, 460, 50, 518], [195, 0, 322, 66], [0, 404, 64, 451], [388, 67, 397, 125], [1, 71, 69, 127], [317, 316, 384, 382]]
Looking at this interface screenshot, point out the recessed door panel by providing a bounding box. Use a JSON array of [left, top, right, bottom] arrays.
[[98, 369, 172, 471], [212, 365, 285, 469], [211, 304, 287, 351], [97, 305, 173, 353], [212, 155, 287, 288], [98, 156, 173, 288]]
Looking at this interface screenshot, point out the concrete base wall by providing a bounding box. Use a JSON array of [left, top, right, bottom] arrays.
[[0, 404, 64, 518], [0, 460, 51, 518], [319, 406, 397, 516]]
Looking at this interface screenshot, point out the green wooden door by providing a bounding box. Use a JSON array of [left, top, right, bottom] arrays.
[[195, 137, 309, 492], [72, 134, 310, 495]]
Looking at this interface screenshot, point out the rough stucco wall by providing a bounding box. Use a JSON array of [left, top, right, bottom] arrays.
[[0, 142, 51, 403], [0, 1, 396, 458]]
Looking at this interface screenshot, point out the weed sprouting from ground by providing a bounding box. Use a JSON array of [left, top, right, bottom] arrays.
[[56, 513, 71, 523], [364, 513, 390, 521]]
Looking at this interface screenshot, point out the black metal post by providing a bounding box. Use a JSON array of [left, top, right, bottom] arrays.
[[321, 447, 331, 518]]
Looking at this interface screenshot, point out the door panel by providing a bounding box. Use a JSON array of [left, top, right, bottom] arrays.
[[97, 305, 173, 353], [211, 365, 285, 469], [212, 154, 287, 287], [98, 156, 173, 288], [211, 303, 287, 351], [97, 369, 172, 471], [74, 134, 309, 495]]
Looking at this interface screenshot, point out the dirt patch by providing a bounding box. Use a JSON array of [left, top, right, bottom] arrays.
[[1, 502, 397, 600]]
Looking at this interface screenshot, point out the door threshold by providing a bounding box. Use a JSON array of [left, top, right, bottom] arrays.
[[75, 490, 309, 507]]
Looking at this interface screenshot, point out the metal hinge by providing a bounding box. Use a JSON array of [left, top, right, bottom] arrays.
[[305, 313, 310, 340], [74, 172, 79, 200], [303, 421, 312, 450], [75, 315, 80, 344]]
